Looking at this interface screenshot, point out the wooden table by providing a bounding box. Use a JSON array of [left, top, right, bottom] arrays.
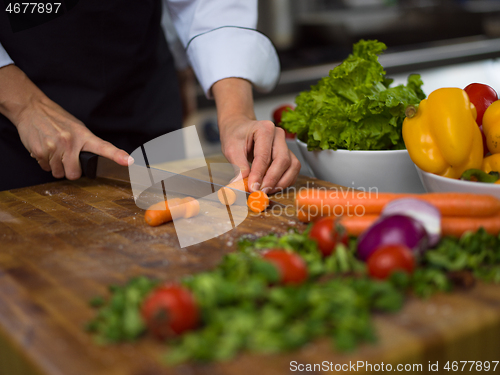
[[1, 170, 500, 375]]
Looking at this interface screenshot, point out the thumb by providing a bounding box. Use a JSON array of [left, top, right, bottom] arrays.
[[82, 135, 131, 166]]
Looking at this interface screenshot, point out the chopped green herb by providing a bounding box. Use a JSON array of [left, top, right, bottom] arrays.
[[86, 276, 158, 342]]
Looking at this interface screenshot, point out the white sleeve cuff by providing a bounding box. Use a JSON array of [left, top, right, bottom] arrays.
[[186, 27, 280, 99], [0, 43, 14, 68]]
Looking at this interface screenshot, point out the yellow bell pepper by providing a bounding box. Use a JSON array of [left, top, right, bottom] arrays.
[[402, 87, 483, 179], [482, 99, 500, 154], [482, 153, 500, 174]]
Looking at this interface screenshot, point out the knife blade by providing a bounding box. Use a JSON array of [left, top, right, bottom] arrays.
[[79, 151, 131, 182], [79, 151, 287, 208]]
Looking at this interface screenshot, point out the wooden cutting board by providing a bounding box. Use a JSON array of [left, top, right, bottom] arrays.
[[1, 164, 500, 375]]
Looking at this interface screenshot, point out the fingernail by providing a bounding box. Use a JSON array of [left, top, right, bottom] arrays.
[[127, 156, 135, 166], [251, 182, 260, 192], [262, 187, 271, 194]]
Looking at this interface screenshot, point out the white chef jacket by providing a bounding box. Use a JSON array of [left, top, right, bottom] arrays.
[[0, 0, 280, 99]]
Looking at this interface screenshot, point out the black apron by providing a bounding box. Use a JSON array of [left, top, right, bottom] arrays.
[[0, 0, 183, 190]]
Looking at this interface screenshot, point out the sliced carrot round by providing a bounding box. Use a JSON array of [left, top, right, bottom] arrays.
[[247, 191, 270, 213], [218, 187, 237, 206], [217, 177, 249, 206]]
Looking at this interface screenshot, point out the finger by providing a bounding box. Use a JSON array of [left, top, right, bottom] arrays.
[[260, 127, 291, 193], [61, 149, 82, 180], [224, 147, 251, 181], [82, 136, 130, 166], [248, 121, 275, 192], [48, 151, 65, 179], [268, 151, 301, 194], [37, 158, 52, 172]]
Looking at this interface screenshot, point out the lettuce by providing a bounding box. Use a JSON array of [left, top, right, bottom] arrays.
[[281, 40, 426, 151]]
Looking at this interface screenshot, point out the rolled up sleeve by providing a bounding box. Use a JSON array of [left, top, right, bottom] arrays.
[[164, 0, 280, 98]]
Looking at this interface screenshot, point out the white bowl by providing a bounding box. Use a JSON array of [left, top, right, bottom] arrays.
[[286, 138, 314, 177], [297, 139, 425, 193], [416, 167, 500, 199]]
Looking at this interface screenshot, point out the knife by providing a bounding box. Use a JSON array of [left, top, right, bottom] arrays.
[[79, 151, 287, 209]]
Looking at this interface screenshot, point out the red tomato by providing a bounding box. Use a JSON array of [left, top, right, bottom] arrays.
[[272, 104, 296, 139], [308, 217, 349, 256], [272, 104, 294, 124], [141, 284, 198, 339], [464, 83, 498, 126], [262, 249, 308, 285], [367, 244, 415, 280]]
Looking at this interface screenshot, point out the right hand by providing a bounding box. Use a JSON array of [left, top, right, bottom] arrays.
[[0, 65, 130, 180]]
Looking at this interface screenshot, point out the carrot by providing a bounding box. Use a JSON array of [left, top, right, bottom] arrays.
[[218, 177, 249, 206], [144, 197, 200, 226], [296, 209, 310, 223], [247, 191, 269, 213], [296, 189, 500, 218], [218, 188, 236, 206], [337, 213, 500, 237], [338, 215, 378, 236], [182, 197, 200, 218], [144, 198, 181, 226], [296, 208, 327, 223], [441, 214, 500, 237]]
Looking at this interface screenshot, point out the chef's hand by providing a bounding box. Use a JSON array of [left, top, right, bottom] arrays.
[[0, 65, 130, 180], [213, 78, 301, 194]]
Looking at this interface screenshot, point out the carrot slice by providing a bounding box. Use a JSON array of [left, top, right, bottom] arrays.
[[247, 191, 270, 213], [218, 188, 237, 206], [218, 177, 249, 206]]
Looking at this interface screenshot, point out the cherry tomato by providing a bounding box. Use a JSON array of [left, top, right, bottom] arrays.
[[262, 249, 308, 285], [141, 284, 198, 339], [272, 104, 296, 139], [367, 244, 415, 280], [308, 217, 349, 256], [464, 83, 498, 126]]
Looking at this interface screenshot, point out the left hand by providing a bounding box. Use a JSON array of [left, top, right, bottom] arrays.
[[218, 114, 301, 194], [212, 77, 301, 194]]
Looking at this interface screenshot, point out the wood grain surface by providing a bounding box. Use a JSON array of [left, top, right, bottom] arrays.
[[1, 163, 500, 375]]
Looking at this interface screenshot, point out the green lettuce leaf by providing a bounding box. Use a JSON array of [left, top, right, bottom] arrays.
[[281, 40, 426, 151]]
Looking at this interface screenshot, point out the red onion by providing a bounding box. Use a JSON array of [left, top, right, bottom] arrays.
[[357, 214, 428, 261], [381, 198, 441, 247]]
